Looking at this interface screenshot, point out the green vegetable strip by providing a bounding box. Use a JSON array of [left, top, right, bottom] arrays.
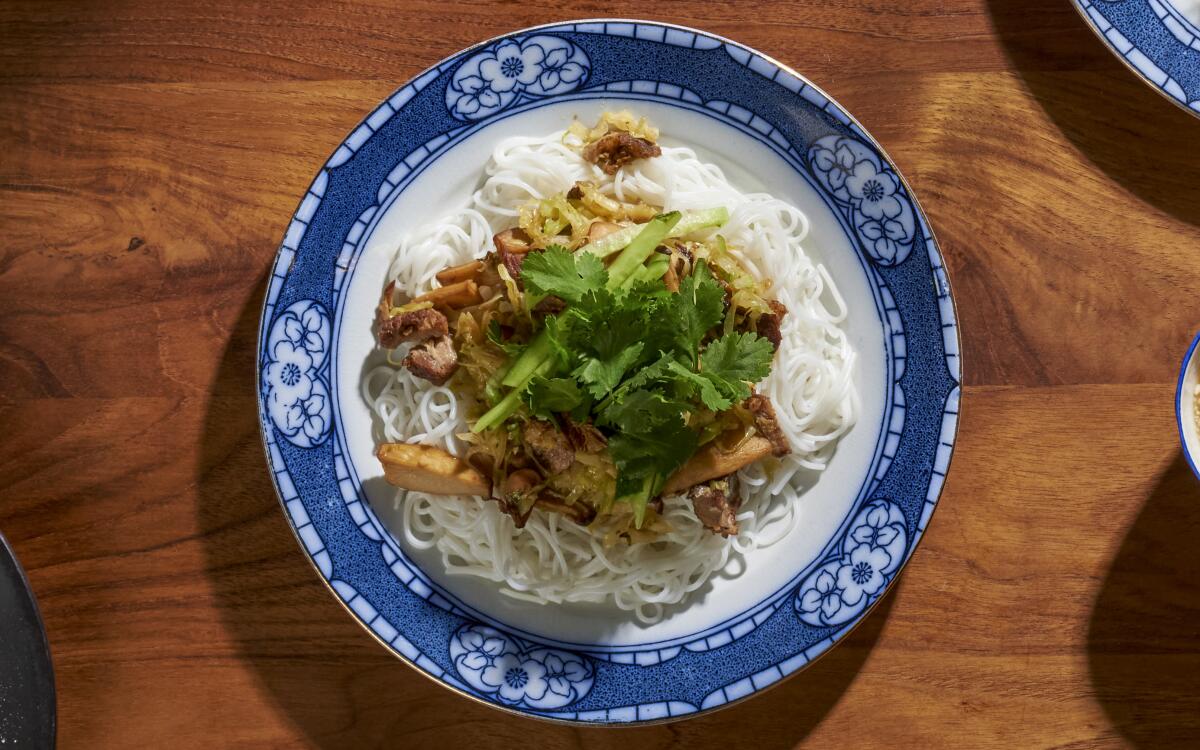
[[579, 224, 640, 260], [605, 212, 680, 289], [632, 255, 670, 286], [473, 358, 553, 432], [483, 361, 511, 404], [671, 206, 729, 237], [618, 474, 657, 528], [501, 330, 553, 388], [582, 207, 729, 259], [472, 387, 524, 433]]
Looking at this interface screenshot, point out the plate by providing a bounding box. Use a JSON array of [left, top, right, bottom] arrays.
[[1175, 331, 1200, 478], [0, 532, 56, 747], [1073, 0, 1200, 117], [256, 20, 960, 724]]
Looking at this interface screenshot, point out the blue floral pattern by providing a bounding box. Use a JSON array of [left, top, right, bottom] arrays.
[[446, 35, 589, 120], [795, 498, 908, 627], [450, 624, 594, 709], [1074, 0, 1200, 117], [807, 134, 917, 266], [262, 300, 332, 448]]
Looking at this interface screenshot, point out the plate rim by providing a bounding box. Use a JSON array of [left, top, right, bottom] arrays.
[[0, 530, 57, 747], [255, 17, 962, 725], [1174, 330, 1200, 479], [1071, 0, 1200, 119]]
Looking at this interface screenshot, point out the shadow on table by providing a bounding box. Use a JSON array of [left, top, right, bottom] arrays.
[[195, 277, 891, 747], [988, 0, 1200, 227], [1087, 453, 1200, 747]]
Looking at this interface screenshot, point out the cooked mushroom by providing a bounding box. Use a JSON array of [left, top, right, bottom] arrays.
[[504, 468, 541, 495], [489, 228, 534, 287], [496, 469, 542, 527], [745, 394, 790, 456], [663, 248, 690, 293], [403, 335, 458, 385], [561, 414, 607, 453], [378, 307, 449, 348], [582, 131, 662, 174], [587, 220, 623, 244], [756, 300, 788, 350], [523, 420, 575, 473], [492, 228, 532, 255], [689, 476, 740, 537]]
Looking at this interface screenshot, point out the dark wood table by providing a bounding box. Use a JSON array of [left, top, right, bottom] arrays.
[[3, 1, 1199, 747]]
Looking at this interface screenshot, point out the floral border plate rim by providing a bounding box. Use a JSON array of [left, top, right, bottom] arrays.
[[1072, 0, 1200, 118]]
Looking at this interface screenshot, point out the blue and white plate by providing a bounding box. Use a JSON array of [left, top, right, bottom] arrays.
[[256, 20, 960, 724], [1175, 331, 1200, 479], [1074, 0, 1200, 116]]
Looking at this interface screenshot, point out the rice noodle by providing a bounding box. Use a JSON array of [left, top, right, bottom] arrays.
[[362, 128, 858, 624]]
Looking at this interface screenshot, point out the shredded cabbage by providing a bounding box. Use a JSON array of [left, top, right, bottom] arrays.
[[518, 195, 591, 248], [576, 182, 657, 223], [695, 235, 772, 332]]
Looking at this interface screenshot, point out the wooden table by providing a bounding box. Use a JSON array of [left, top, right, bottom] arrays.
[[2, 1, 1199, 747]]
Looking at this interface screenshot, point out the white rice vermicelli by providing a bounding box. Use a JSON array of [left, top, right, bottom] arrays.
[[362, 128, 858, 624]]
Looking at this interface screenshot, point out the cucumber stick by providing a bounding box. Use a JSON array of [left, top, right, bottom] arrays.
[[604, 212, 680, 289], [581, 206, 729, 259]]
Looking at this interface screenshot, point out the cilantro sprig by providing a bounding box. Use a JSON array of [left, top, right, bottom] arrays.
[[520, 245, 607, 304], [521, 247, 774, 524], [473, 210, 771, 526]]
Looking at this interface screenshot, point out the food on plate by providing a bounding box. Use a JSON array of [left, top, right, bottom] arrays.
[[1194, 382, 1200, 427], [363, 112, 858, 622]]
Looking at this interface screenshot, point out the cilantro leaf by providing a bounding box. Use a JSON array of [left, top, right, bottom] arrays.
[[608, 418, 698, 515], [620, 277, 672, 307], [614, 351, 676, 393], [572, 342, 644, 399], [556, 284, 659, 399], [522, 376, 587, 420], [604, 410, 700, 468], [665, 360, 733, 411], [698, 331, 774, 402], [596, 388, 689, 433], [541, 313, 577, 370], [520, 245, 607, 304], [570, 295, 644, 350], [569, 285, 618, 318], [668, 260, 726, 362]]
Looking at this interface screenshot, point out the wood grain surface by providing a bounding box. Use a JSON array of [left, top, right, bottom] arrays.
[[2, 1, 1199, 747]]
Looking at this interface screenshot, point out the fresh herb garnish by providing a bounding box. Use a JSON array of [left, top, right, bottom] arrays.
[[666, 259, 726, 364], [520, 244, 606, 304], [522, 376, 589, 420], [474, 211, 772, 525], [512, 246, 774, 523], [697, 330, 775, 403]]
